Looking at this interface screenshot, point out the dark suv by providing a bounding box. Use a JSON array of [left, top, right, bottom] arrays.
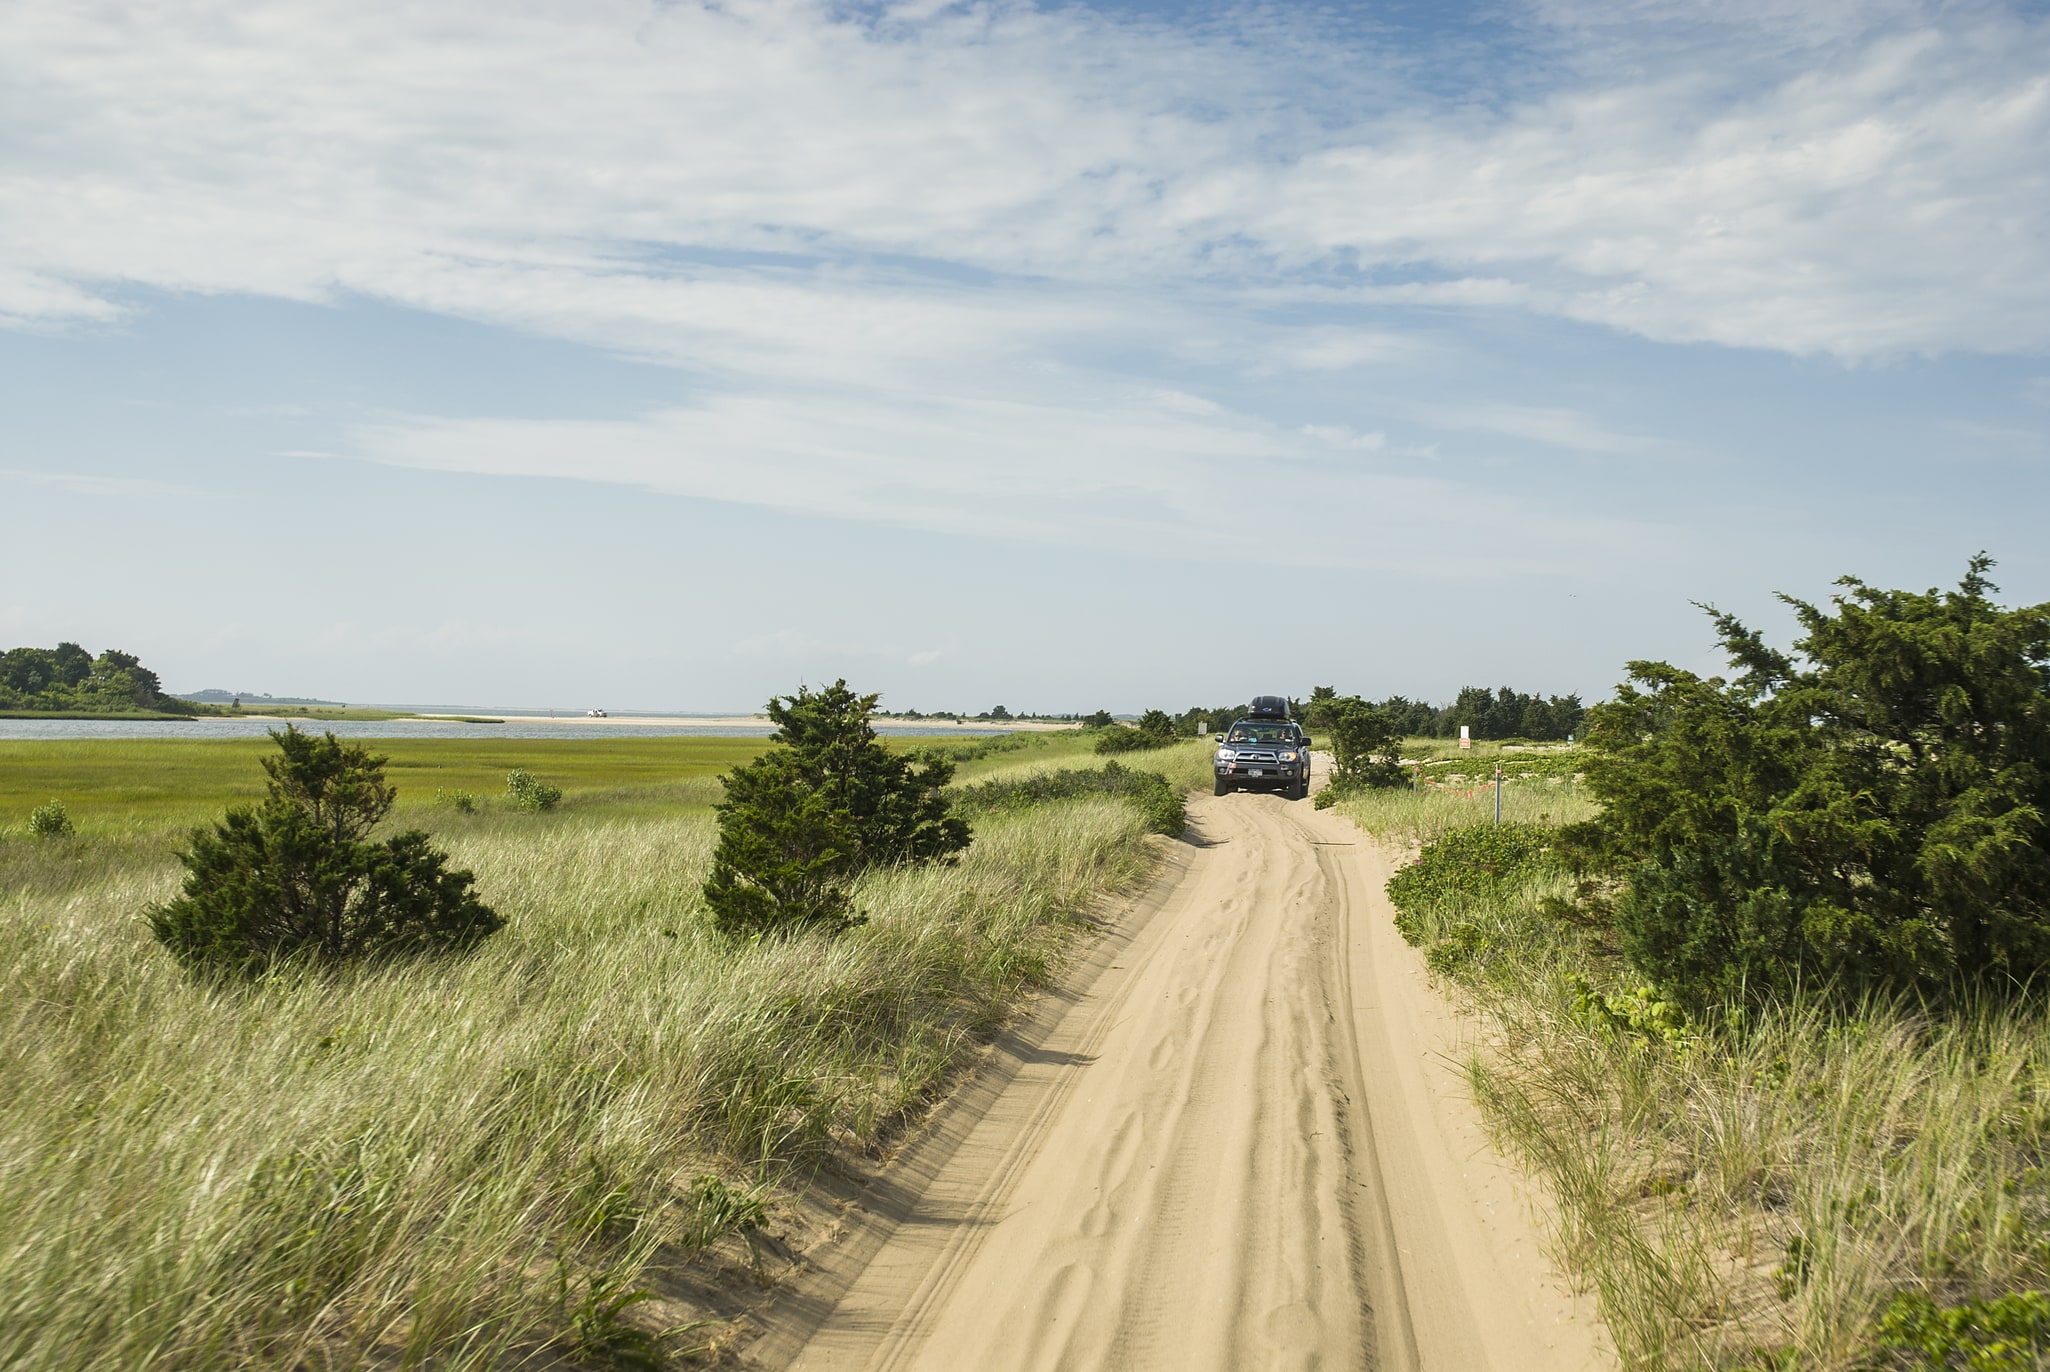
[[1213, 696, 1313, 799]]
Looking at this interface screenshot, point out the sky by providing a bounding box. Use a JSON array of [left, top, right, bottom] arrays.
[[2, 0, 2047, 714]]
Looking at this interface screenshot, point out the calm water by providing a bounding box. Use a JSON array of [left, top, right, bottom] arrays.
[[0, 719, 1012, 742]]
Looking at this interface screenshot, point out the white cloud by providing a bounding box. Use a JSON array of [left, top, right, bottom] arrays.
[[0, 0, 2044, 364], [342, 378, 1662, 577]]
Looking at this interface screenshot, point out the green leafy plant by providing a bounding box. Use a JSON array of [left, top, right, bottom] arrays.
[[506, 769, 563, 812], [1385, 822, 1557, 944], [1873, 1289, 2050, 1370], [681, 1174, 769, 1251], [434, 788, 479, 815], [557, 1264, 664, 1371], [703, 680, 971, 939], [26, 799, 73, 839], [148, 727, 503, 974]]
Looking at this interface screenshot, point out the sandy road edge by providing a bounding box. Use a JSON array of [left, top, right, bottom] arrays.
[[1322, 811, 1617, 1370], [735, 837, 1198, 1368]]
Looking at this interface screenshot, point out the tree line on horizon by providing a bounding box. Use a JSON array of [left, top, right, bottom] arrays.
[[0, 642, 186, 715], [1154, 685, 1587, 742]]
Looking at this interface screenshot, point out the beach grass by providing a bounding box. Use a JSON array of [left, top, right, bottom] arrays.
[[0, 743, 1157, 1368]]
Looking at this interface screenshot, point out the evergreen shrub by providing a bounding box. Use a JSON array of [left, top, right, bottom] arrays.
[[704, 681, 971, 940], [149, 727, 502, 974], [1564, 556, 2050, 1014]]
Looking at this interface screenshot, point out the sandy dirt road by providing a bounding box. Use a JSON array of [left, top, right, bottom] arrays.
[[755, 774, 1610, 1371]]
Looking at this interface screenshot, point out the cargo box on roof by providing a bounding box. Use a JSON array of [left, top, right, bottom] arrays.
[[1247, 695, 1290, 719]]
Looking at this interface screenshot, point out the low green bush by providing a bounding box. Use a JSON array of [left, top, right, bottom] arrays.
[[149, 727, 503, 974], [953, 761, 1185, 838], [27, 798, 73, 838], [1385, 822, 1557, 938], [434, 788, 479, 814], [1873, 1289, 2050, 1370], [1092, 727, 1174, 755], [505, 769, 563, 812]]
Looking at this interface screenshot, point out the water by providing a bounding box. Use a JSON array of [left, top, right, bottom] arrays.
[[0, 718, 1015, 742]]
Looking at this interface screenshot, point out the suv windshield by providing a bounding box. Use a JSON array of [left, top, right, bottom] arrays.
[[1226, 723, 1294, 745]]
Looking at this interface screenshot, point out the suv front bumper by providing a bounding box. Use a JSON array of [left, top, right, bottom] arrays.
[[1215, 758, 1307, 787]]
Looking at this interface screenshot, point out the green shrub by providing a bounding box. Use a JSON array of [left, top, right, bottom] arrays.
[[1873, 1289, 2050, 1370], [148, 727, 503, 974], [435, 788, 479, 814], [1092, 727, 1173, 755], [1563, 556, 2050, 1015], [953, 760, 1186, 838], [704, 680, 971, 940], [1386, 822, 1557, 945], [505, 769, 563, 811], [26, 799, 73, 838], [1093, 709, 1181, 755], [1324, 697, 1406, 794]]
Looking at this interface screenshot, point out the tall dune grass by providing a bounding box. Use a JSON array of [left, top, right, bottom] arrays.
[[0, 799, 1156, 1369]]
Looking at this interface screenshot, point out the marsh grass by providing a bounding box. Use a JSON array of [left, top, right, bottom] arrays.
[[0, 797, 1156, 1369], [1367, 805, 2050, 1370]]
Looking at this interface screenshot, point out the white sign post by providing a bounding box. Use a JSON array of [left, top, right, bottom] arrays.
[[1458, 725, 1472, 750]]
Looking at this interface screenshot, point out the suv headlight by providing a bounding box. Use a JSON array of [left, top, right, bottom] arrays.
[[1215, 748, 1236, 762], [1279, 751, 1298, 761]]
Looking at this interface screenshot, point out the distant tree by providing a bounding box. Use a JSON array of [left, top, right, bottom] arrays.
[[1082, 709, 1116, 729], [1304, 686, 1340, 728], [704, 681, 970, 939], [89, 648, 164, 709], [988, 705, 1012, 720], [149, 728, 501, 974], [1094, 707, 1183, 754], [0, 642, 185, 714]]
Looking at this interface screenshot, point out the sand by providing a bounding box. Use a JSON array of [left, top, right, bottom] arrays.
[[747, 758, 1613, 1371]]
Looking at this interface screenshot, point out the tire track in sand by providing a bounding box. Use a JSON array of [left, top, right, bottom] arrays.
[[763, 775, 1609, 1371]]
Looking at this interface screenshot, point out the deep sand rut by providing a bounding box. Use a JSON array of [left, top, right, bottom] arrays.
[[757, 782, 1610, 1371]]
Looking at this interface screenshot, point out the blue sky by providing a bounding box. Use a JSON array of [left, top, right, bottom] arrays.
[[3, 0, 2047, 713]]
